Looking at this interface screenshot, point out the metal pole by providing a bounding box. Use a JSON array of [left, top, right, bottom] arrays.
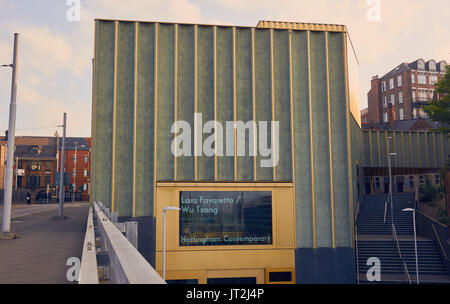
[[2, 33, 19, 234], [163, 209, 166, 281], [58, 113, 67, 217], [413, 209, 419, 284], [15, 156, 18, 190], [387, 137, 394, 227]]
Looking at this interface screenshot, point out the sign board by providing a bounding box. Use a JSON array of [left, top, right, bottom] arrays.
[[16, 169, 25, 176], [179, 191, 272, 246]]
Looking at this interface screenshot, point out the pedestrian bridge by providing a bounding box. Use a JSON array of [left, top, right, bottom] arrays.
[[78, 201, 165, 284]]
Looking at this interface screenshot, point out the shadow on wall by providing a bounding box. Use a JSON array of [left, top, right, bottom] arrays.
[[0, 189, 29, 204]]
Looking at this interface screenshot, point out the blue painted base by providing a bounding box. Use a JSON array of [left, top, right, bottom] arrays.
[[295, 247, 356, 284]]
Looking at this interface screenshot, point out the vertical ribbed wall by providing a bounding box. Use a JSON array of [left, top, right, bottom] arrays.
[[92, 20, 353, 249], [362, 130, 449, 169]]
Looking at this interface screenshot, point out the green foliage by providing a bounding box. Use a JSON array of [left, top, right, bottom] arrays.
[[419, 176, 439, 203], [436, 207, 449, 225], [423, 66, 450, 128]]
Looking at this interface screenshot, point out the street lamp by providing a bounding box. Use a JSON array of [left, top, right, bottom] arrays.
[[162, 206, 180, 281], [402, 207, 419, 284], [387, 136, 397, 227]]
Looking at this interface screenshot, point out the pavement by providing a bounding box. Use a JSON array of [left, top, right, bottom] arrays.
[[0, 202, 90, 284]]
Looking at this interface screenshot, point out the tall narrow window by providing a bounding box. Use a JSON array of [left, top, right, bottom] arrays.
[[411, 72, 415, 84], [398, 91, 403, 104], [397, 75, 402, 87], [399, 108, 404, 120], [389, 78, 394, 90]]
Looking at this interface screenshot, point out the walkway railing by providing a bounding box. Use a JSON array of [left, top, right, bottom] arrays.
[[79, 201, 165, 284], [78, 206, 99, 284], [392, 223, 412, 284]]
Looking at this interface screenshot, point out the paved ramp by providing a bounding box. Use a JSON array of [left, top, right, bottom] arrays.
[[0, 203, 90, 284]]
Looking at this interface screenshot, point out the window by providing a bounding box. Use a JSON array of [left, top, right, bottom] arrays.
[[390, 94, 395, 105], [419, 176, 425, 185], [418, 88, 428, 100], [398, 91, 403, 104], [409, 176, 414, 188], [83, 169, 88, 177], [430, 89, 435, 99], [179, 191, 272, 246], [72, 169, 76, 177], [429, 60, 436, 70], [375, 177, 380, 190], [418, 72, 427, 84], [412, 88, 416, 101], [84, 155, 89, 163], [430, 73, 438, 85], [27, 161, 41, 171], [383, 112, 388, 123], [399, 108, 404, 120], [389, 78, 394, 90], [45, 161, 52, 170], [418, 60, 425, 70], [83, 184, 88, 191], [382, 96, 387, 108], [435, 175, 440, 185], [382, 81, 386, 92], [411, 72, 415, 84], [397, 75, 402, 87]]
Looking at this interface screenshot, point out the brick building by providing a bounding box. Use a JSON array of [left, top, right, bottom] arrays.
[[58, 137, 91, 201], [367, 59, 448, 124]]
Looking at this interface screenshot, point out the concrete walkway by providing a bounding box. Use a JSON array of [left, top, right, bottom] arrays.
[[0, 203, 90, 284]]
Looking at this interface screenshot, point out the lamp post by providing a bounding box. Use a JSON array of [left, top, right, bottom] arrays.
[[162, 206, 180, 281], [1, 33, 19, 237], [387, 136, 397, 227], [402, 207, 419, 284]]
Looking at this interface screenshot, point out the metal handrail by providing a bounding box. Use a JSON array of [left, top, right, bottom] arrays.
[[392, 224, 412, 284], [383, 201, 388, 224], [432, 225, 449, 262], [354, 193, 364, 285]]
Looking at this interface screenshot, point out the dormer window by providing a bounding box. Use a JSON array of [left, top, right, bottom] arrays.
[[439, 61, 447, 72], [429, 60, 436, 70], [31, 145, 42, 156], [418, 59, 425, 70]]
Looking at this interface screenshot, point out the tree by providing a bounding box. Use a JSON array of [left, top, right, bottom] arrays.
[[423, 65, 450, 129]]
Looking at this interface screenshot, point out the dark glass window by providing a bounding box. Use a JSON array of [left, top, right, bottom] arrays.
[[268, 272, 292, 282], [207, 277, 257, 284], [166, 279, 198, 285], [179, 191, 272, 247]]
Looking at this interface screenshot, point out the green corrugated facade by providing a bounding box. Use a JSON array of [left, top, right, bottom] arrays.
[[91, 20, 449, 274]]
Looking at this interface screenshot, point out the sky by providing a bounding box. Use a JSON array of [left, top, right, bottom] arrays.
[[0, 0, 449, 137]]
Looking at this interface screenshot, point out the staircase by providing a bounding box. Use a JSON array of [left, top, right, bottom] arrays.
[[356, 192, 450, 284], [357, 193, 414, 235]]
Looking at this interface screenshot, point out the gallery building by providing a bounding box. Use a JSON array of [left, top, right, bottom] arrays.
[[91, 19, 449, 284]]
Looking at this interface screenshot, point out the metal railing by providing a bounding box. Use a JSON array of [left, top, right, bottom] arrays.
[[78, 206, 99, 284], [354, 192, 364, 285], [392, 224, 412, 284], [383, 200, 388, 224], [78, 202, 166, 284]]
